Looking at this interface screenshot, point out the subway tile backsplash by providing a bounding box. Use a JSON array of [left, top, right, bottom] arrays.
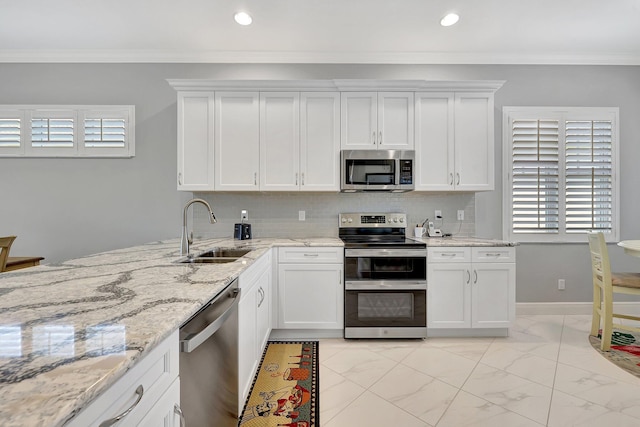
[[191, 192, 475, 239]]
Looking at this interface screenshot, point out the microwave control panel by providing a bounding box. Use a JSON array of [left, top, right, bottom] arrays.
[[399, 160, 413, 184]]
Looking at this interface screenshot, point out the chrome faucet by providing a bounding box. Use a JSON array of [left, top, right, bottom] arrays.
[[181, 198, 217, 256]]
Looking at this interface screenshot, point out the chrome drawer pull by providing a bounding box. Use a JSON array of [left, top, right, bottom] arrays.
[[174, 404, 186, 427], [303, 253, 319, 257], [98, 385, 144, 427]]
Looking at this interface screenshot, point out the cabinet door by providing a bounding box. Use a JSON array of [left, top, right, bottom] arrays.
[[377, 92, 414, 149], [341, 92, 377, 149], [300, 92, 340, 191], [238, 284, 258, 406], [414, 92, 455, 191], [427, 263, 471, 328], [471, 263, 515, 328], [260, 92, 300, 191], [214, 92, 260, 191], [256, 264, 272, 353], [278, 263, 343, 329], [177, 92, 214, 191], [454, 93, 494, 191]]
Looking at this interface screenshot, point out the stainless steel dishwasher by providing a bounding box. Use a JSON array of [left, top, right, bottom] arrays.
[[179, 279, 240, 427]]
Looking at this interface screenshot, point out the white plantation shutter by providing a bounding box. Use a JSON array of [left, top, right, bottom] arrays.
[[504, 107, 618, 243], [0, 105, 134, 157], [511, 119, 559, 233], [565, 120, 613, 233]]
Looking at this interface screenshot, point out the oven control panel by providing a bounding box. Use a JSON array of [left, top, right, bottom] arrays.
[[339, 213, 406, 228]]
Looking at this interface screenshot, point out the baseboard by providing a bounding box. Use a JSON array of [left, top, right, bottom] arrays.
[[517, 302, 640, 315], [269, 328, 343, 340]]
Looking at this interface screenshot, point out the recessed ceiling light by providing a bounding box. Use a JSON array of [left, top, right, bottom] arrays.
[[440, 13, 459, 27], [234, 11, 252, 26]]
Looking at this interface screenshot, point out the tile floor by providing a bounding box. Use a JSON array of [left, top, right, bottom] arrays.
[[318, 315, 640, 427]]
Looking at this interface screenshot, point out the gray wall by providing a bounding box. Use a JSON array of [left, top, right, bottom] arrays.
[[1, 63, 639, 304]]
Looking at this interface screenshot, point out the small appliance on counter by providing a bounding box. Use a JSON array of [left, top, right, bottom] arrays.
[[234, 223, 252, 240]]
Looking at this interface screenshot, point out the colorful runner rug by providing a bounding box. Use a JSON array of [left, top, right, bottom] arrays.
[[589, 329, 640, 379], [239, 341, 318, 427]]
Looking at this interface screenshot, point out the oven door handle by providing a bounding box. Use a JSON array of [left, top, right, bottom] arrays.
[[345, 281, 427, 290], [345, 249, 426, 257]]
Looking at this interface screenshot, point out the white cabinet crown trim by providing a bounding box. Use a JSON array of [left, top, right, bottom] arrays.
[[167, 79, 505, 93]]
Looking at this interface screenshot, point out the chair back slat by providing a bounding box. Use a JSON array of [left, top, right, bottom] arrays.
[[587, 231, 612, 291], [0, 236, 17, 272]]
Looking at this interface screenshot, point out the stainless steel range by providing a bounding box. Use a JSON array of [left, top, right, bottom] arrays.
[[339, 213, 427, 339]]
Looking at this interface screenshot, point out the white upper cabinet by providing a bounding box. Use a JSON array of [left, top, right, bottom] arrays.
[[414, 92, 494, 191], [214, 92, 260, 191], [341, 92, 414, 149], [300, 92, 340, 191], [177, 92, 214, 191], [260, 93, 300, 191]]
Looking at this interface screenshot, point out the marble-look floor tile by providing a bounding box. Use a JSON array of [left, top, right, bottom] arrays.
[[436, 390, 544, 427], [323, 390, 430, 427], [554, 363, 640, 419], [318, 365, 365, 423], [491, 315, 563, 361], [424, 337, 494, 361], [401, 346, 478, 388], [369, 364, 459, 425], [547, 389, 640, 427], [481, 344, 558, 387], [462, 363, 552, 424], [322, 347, 397, 388]]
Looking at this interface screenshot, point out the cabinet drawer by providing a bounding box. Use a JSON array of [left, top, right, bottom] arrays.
[[68, 330, 179, 427], [239, 250, 271, 291], [428, 247, 471, 263], [278, 247, 343, 263], [472, 247, 515, 263]]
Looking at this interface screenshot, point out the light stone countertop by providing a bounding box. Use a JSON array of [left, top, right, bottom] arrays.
[[0, 237, 342, 427], [0, 234, 513, 426]]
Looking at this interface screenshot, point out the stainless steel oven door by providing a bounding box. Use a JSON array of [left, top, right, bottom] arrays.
[[344, 248, 427, 286], [344, 285, 427, 338]]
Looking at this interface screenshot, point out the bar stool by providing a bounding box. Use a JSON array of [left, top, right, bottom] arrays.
[[588, 231, 640, 350]]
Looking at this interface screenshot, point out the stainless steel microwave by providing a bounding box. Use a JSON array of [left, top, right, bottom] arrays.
[[341, 149, 415, 192]]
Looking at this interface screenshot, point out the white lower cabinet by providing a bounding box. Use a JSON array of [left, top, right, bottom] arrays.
[[67, 330, 180, 427], [237, 250, 272, 410], [277, 247, 344, 330], [427, 247, 515, 331]]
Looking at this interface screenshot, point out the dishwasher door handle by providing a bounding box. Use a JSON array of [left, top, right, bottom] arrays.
[[180, 288, 241, 353]]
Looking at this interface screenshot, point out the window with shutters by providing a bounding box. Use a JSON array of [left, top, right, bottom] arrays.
[[0, 105, 134, 158], [503, 107, 619, 243]]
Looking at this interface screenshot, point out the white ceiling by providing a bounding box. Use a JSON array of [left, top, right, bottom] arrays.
[[2, 0, 640, 64]]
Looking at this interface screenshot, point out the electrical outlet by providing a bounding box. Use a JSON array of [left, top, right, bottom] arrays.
[[241, 210, 248, 221], [457, 210, 465, 221], [435, 210, 442, 219], [299, 210, 305, 221], [558, 279, 566, 290]]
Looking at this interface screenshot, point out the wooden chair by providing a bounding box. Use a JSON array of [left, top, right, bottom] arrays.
[[0, 236, 17, 272], [588, 231, 640, 350]]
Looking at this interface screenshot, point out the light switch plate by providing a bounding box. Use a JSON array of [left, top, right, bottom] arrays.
[[299, 210, 305, 221], [241, 210, 248, 221]]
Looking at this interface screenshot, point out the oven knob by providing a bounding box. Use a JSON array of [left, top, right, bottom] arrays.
[[399, 217, 404, 223], [341, 218, 346, 223], [348, 218, 353, 223], [393, 218, 398, 223]]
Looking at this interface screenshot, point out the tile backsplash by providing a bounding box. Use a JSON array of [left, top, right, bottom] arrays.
[[191, 192, 475, 239]]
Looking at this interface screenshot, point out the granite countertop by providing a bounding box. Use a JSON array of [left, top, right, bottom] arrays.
[[0, 237, 343, 427]]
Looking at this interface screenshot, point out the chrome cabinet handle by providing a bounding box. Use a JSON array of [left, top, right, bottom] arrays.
[[473, 270, 478, 284], [372, 130, 376, 145], [254, 172, 257, 186], [466, 270, 470, 284], [296, 172, 298, 185], [257, 287, 265, 308], [485, 253, 502, 257], [441, 253, 457, 258], [456, 173, 460, 185], [178, 172, 182, 186], [379, 131, 382, 145], [449, 173, 453, 185], [98, 385, 144, 427], [303, 253, 319, 257], [174, 404, 186, 427], [301, 172, 305, 185]]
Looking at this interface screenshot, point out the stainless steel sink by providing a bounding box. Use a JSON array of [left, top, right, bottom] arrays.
[[177, 247, 253, 264]]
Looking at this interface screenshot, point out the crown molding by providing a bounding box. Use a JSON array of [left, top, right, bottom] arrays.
[[1, 49, 640, 65], [166, 79, 506, 92]]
